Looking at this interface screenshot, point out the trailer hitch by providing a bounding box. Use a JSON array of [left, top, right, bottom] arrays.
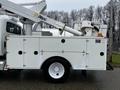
[[107, 62, 114, 70]]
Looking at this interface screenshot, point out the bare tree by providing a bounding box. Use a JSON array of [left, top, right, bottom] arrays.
[[107, 0, 116, 62], [70, 10, 78, 22], [95, 6, 103, 22], [86, 6, 94, 21]]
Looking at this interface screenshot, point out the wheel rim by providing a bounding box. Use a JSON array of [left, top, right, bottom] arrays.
[[48, 62, 65, 79]]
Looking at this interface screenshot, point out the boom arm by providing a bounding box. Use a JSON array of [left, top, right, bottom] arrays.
[[39, 14, 82, 36], [0, 0, 46, 22], [0, 0, 82, 36]]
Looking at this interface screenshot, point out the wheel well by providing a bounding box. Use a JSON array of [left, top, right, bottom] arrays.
[[41, 56, 72, 70]]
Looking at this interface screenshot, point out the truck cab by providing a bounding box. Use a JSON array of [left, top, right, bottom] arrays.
[[0, 15, 23, 56]]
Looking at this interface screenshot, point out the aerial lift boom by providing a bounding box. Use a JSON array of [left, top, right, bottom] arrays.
[[0, 0, 82, 36]]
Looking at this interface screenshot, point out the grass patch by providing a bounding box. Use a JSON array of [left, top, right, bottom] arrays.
[[112, 53, 120, 64]]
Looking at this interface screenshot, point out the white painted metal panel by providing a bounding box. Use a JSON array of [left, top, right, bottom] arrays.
[[6, 36, 107, 70], [23, 38, 41, 69], [86, 38, 107, 70], [7, 37, 23, 69], [40, 37, 87, 69], [40, 37, 107, 70], [40, 37, 86, 52], [40, 52, 87, 69]]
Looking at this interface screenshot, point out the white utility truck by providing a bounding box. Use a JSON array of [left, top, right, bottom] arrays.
[[0, 0, 109, 82]]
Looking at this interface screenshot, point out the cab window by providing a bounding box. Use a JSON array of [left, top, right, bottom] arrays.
[[6, 22, 21, 35]]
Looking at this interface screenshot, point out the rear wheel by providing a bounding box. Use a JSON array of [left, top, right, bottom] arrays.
[[43, 58, 70, 83]]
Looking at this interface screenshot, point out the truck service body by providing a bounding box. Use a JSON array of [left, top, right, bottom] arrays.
[[0, 0, 108, 82]]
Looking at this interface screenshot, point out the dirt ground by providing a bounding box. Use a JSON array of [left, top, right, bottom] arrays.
[[0, 68, 119, 90]]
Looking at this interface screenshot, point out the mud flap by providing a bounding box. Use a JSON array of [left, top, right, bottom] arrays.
[[107, 62, 114, 70]]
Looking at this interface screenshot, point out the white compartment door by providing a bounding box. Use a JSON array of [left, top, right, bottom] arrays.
[[7, 37, 24, 69], [86, 39, 107, 70], [40, 37, 87, 69], [23, 38, 41, 69]]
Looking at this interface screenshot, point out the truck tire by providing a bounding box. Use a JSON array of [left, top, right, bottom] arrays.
[[43, 58, 70, 83]]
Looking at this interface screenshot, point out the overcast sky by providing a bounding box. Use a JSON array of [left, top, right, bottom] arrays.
[[9, 0, 110, 11]]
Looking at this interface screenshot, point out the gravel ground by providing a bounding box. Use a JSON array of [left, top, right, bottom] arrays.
[[0, 68, 119, 90]]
